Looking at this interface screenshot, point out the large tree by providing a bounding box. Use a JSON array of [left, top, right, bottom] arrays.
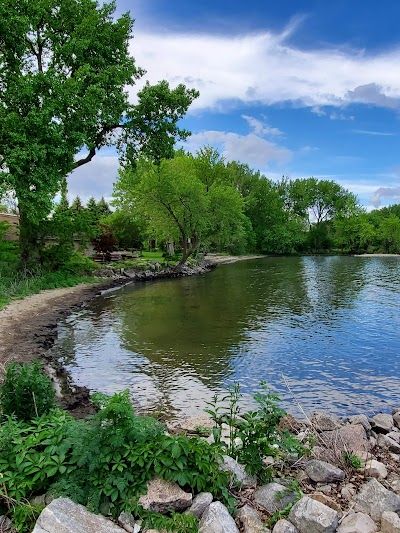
[[0, 0, 197, 265]]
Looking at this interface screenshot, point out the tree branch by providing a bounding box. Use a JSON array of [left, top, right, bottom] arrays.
[[72, 124, 123, 169]]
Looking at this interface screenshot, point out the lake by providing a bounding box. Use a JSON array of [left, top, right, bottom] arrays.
[[54, 256, 400, 419]]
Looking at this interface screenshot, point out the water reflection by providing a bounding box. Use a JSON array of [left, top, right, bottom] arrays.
[[55, 257, 400, 418]]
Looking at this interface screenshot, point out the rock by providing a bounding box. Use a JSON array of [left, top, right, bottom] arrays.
[[237, 505, 267, 533], [186, 492, 213, 518], [381, 510, 400, 533], [30, 494, 46, 506], [387, 431, 400, 443], [254, 483, 298, 514], [199, 501, 239, 533], [371, 413, 394, 433], [304, 459, 345, 483], [364, 459, 388, 479], [169, 414, 214, 434], [138, 478, 192, 514], [118, 512, 140, 533], [390, 453, 400, 461], [336, 512, 378, 533], [263, 456, 275, 466], [278, 414, 303, 433], [317, 484, 332, 494], [288, 496, 338, 533], [32, 498, 125, 533], [221, 455, 257, 488], [378, 434, 400, 453], [311, 492, 341, 512], [348, 414, 372, 432], [341, 483, 357, 500], [319, 424, 370, 463], [387, 474, 400, 495], [272, 519, 298, 533], [393, 412, 400, 429], [354, 478, 400, 521], [0, 516, 13, 532], [311, 411, 342, 431]]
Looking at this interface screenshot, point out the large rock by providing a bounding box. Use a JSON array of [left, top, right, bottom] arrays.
[[288, 496, 338, 533], [354, 478, 400, 521], [311, 411, 342, 431], [336, 512, 378, 533], [387, 431, 400, 443], [364, 458, 388, 479], [381, 510, 400, 533], [318, 424, 370, 462], [186, 492, 213, 518], [237, 505, 267, 533], [254, 483, 298, 514], [138, 478, 192, 514], [377, 434, 400, 453], [169, 414, 214, 434], [272, 519, 298, 532], [221, 455, 257, 488], [348, 414, 372, 431], [304, 459, 345, 483], [371, 413, 394, 433], [199, 501, 239, 533], [388, 473, 400, 495], [310, 492, 341, 513], [32, 498, 125, 533], [393, 411, 400, 429]]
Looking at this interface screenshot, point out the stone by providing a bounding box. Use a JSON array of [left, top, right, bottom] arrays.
[[354, 478, 400, 521], [364, 459, 388, 479], [186, 492, 213, 518], [31, 494, 46, 506], [221, 455, 257, 488], [0, 516, 13, 532], [304, 459, 345, 483], [387, 431, 400, 443], [138, 478, 192, 514], [311, 492, 341, 512], [388, 474, 400, 495], [272, 519, 298, 533], [311, 411, 342, 431], [336, 512, 378, 533], [341, 483, 357, 500], [278, 414, 303, 433], [118, 512, 140, 533], [348, 414, 372, 431], [32, 498, 125, 533], [288, 496, 338, 533], [169, 414, 214, 434], [254, 483, 298, 514], [378, 434, 400, 453], [319, 424, 370, 463], [199, 501, 239, 533], [317, 484, 332, 494], [371, 413, 394, 433], [381, 510, 400, 533], [237, 505, 267, 533], [393, 412, 400, 429], [390, 453, 400, 461]]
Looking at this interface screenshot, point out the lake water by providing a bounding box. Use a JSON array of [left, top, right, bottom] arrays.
[[55, 256, 400, 419]]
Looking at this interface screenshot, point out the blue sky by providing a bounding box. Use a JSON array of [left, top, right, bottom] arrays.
[[69, 0, 400, 209]]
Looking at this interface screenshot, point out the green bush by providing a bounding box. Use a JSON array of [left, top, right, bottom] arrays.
[[61, 251, 97, 276], [0, 362, 56, 421]]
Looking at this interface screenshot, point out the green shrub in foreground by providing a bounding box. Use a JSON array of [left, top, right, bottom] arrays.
[[0, 362, 56, 421]]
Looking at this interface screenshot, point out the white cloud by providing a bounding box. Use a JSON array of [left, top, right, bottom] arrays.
[[352, 129, 395, 136], [241, 115, 283, 136], [67, 154, 119, 202], [131, 26, 400, 111], [311, 107, 354, 120], [372, 186, 400, 207]]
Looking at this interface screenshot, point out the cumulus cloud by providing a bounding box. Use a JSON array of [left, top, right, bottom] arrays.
[[372, 186, 400, 207], [67, 154, 119, 202], [241, 115, 283, 136], [131, 27, 400, 111]]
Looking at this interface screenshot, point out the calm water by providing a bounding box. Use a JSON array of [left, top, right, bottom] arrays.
[[54, 257, 400, 418]]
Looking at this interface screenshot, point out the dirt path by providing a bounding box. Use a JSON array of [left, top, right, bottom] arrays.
[[205, 253, 266, 265]]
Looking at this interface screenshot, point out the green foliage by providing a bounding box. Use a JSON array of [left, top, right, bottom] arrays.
[[11, 502, 44, 533], [343, 452, 363, 470], [61, 251, 98, 276], [0, 362, 55, 421], [132, 507, 198, 533], [268, 480, 303, 527]]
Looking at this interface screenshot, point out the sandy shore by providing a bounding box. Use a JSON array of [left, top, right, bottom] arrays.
[[205, 253, 266, 265], [354, 253, 400, 257]]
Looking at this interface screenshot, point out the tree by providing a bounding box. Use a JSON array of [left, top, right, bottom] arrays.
[[334, 214, 375, 253], [114, 153, 246, 266], [0, 0, 197, 265], [378, 215, 400, 253]]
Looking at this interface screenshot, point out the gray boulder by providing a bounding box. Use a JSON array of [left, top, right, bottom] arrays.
[[354, 478, 400, 521], [32, 498, 125, 533], [381, 510, 400, 533], [311, 411, 342, 431], [318, 424, 370, 463], [377, 433, 400, 453], [186, 492, 213, 518], [304, 459, 345, 483], [199, 501, 239, 533], [237, 505, 267, 532], [364, 458, 388, 479], [138, 477, 192, 513], [348, 414, 372, 431], [371, 413, 394, 433], [336, 512, 378, 533], [288, 496, 338, 533], [393, 411, 400, 429], [254, 483, 298, 514], [272, 519, 298, 532], [117, 512, 140, 533], [221, 455, 257, 488]]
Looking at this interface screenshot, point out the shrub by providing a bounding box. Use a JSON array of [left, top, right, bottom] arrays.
[[0, 362, 56, 421], [61, 251, 97, 276]]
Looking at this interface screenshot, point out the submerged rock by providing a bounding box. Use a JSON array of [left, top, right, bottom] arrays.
[[354, 478, 400, 521], [138, 478, 192, 514], [32, 498, 125, 533], [288, 496, 338, 533], [199, 501, 239, 533]]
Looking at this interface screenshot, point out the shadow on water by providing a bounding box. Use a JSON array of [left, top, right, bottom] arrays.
[[54, 256, 400, 418]]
